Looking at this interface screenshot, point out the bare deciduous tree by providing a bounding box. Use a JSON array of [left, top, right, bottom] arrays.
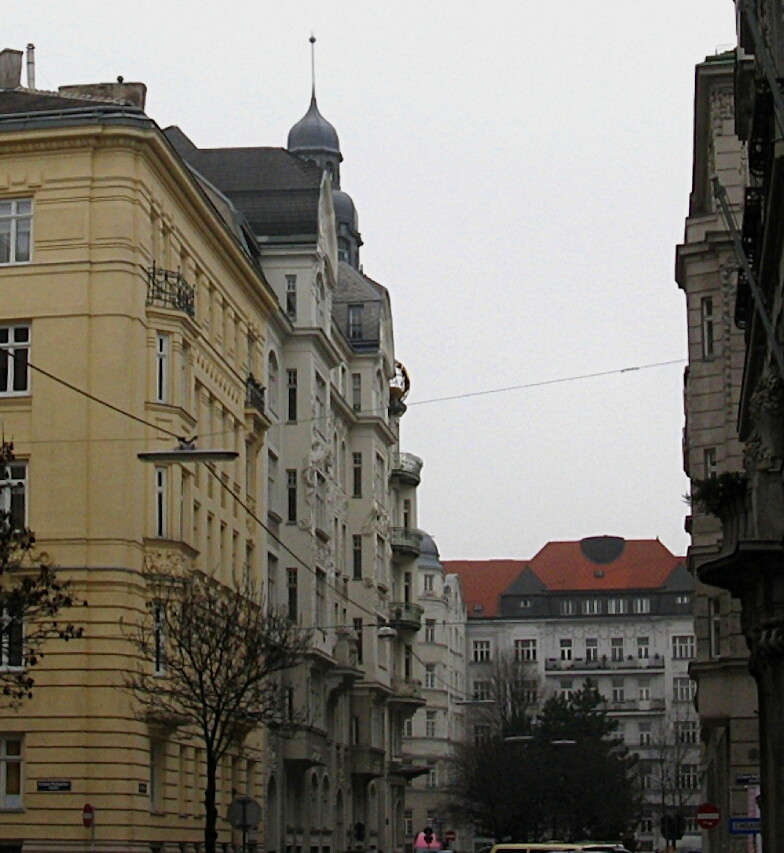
[[126, 568, 312, 853]]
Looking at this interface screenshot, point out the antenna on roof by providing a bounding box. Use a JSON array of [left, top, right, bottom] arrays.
[[309, 33, 317, 101]]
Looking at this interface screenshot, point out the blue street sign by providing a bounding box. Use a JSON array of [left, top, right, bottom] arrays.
[[729, 817, 761, 835]]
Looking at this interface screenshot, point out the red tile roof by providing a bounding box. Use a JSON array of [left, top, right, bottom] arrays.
[[442, 560, 527, 618], [444, 538, 684, 618]]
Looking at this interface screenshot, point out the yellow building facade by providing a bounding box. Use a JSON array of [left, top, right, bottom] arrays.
[[0, 69, 277, 852]]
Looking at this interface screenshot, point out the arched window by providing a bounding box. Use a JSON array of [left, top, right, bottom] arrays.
[[267, 351, 279, 414]]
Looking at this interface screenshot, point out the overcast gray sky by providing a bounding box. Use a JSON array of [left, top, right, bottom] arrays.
[[6, 1, 737, 560]]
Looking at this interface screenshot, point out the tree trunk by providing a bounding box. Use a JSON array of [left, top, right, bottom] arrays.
[[205, 751, 219, 853]]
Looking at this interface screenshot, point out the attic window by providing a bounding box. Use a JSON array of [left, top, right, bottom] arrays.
[[594, 570, 605, 578], [473, 604, 483, 614], [519, 599, 531, 608]]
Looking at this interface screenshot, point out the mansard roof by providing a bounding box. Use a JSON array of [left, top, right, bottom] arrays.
[[163, 127, 324, 238]]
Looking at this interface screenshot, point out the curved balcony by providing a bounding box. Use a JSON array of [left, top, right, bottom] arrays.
[[390, 452, 423, 486], [387, 601, 424, 633], [391, 527, 423, 558], [350, 745, 385, 779], [388, 677, 425, 712]]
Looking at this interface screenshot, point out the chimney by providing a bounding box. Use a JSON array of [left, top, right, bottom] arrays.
[[25, 44, 35, 89], [0, 49, 23, 89], [58, 79, 147, 110]]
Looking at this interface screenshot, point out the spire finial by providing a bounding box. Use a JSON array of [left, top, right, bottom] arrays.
[[309, 34, 317, 102]]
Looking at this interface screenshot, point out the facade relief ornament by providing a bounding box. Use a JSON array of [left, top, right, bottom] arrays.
[[750, 369, 784, 464]]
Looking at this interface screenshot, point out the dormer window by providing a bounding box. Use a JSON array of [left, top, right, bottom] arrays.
[[348, 304, 364, 340]]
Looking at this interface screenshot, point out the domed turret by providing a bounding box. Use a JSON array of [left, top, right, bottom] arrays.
[[419, 533, 443, 570], [287, 95, 343, 186]]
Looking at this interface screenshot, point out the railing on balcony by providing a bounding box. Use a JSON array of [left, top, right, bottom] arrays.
[[387, 601, 424, 632], [146, 263, 195, 317], [544, 656, 665, 672], [245, 374, 266, 416], [604, 698, 666, 713], [390, 527, 423, 557], [390, 452, 423, 486]]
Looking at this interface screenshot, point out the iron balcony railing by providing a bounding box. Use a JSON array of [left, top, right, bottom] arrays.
[[245, 374, 266, 416], [146, 263, 195, 317], [387, 601, 424, 631], [544, 656, 665, 672], [390, 527, 423, 556]]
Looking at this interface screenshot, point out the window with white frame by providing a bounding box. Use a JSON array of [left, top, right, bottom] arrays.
[[560, 599, 574, 616], [522, 679, 538, 704], [639, 722, 652, 746], [352, 372, 362, 412], [673, 676, 696, 702], [285, 274, 297, 321], [607, 598, 627, 615], [514, 638, 537, 662], [582, 598, 601, 615], [679, 763, 700, 789], [423, 573, 434, 594], [425, 619, 436, 643], [633, 597, 651, 614], [559, 679, 574, 699], [404, 809, 413, 836], [0, 325, 30, 396], [676, 593, 691, 606], [611, 637, 624, 661], [611, 679, 625, 703], [0, 199, 32, 265], [425, 665, 436, 689], [676, 720, 698, 744], [0, 461, 26, 531], [0, 736, 22, 808], [585, 638, 598, 661], [267, 352, 279, 413], [473, 723, 491, 745], [472, 680, 492, 701], [472, 639, 490, 662], [426, 762, 437, 789], [155, 333, 170, 403], [672, 634, 695, 660], [348, 304, 364, 340], [637, 636, 650, 659], [425, 710, 436, 737], [559, 638, 573, 661], [703, 446, 717, 479], [638, 680, 651, 701], [404, 718, 413, 738]]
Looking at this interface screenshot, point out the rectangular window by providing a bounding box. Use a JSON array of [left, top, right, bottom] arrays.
[[404, 719, 413, 739], [150, 740, 164, 812], [559, 679, 573, 699], [426, 763, 437, 789], [404, 809, 413, 836], [612, 679, 624, 703], [287, 568, 298, 622], [0, 461, 27, 530], [154, 467, 167, 538], [423, 573, 434, 593], [473, 724, 491, 745], [672, 635, 695, 660], [638, 680, 651, 701], [352, 534, 363, 580], [679, 763, 699, 790], [425, 664, 436, 689], [0, 325, 30, 396], [374, 453, 385, 504], [267, 452, 278, 517], [155, 333, 170, 403], [403, 498, 412, 528], [353, 617, 363, 664], [676, 720, 698, 744], [0, 607, 23, 670], [607, 598, 628, 615], [639, 722, 652, 745], [425, 710, 436, 737], [285, 274, 297, 321], [287, 369, 298, 421], [673, 676, 696, 702], [582, 598, 601, 615], [348, 304, 364, 340], [611, 637, 624, 661], [472, 640, 490, 662], [352, 452, 362, 497], [286, 469, 297, 523], [425, 619, 436, 643], [633, 597, 651, 614], [515, 638, 537, 661], [472, 680, 492, 701], [701, 296, 714, 358], [522, 679, 538, 704], [0, 199, 32, 264], [585, 638, 598, 661], [352, 372, 362, 412], [0, 736, 22, 808], [703, 446, 717, 479], [560, 638, 573, 661], [637, 636, 650, 659], [153, 602, 165, 676], [560, 599, 574, 616]]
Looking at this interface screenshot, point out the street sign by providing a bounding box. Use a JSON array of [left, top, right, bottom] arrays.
[[736, 773, 761, 786], [696, 802, 720, 830], [444, 830, 457, 842], [227, 795, 262, 830], [729, 817, 761, 835], [82, 803, 95, 828]]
